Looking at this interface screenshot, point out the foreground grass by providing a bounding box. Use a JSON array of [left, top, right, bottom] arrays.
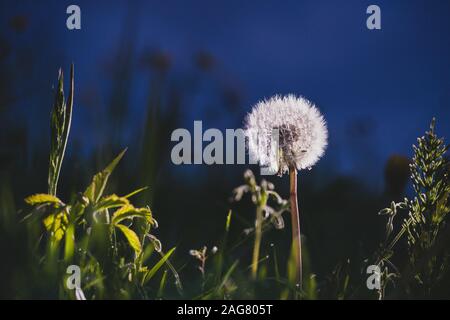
[[1, 66, 449, 299]]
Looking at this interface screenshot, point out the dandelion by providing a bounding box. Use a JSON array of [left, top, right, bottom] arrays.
[[244, 94, 328, 287], [245, 94, 327, 175]]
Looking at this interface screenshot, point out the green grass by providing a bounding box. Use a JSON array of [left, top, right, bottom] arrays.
[[1, 66, 450, 300]]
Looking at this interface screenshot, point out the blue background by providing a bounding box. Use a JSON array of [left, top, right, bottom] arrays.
[[1, 0, 449, 188]]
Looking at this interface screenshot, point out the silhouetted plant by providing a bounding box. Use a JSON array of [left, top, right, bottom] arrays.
[[48, 64, 73, 196], [376, 119, 450, 298]]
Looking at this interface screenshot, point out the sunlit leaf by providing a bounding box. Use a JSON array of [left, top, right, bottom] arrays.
[[25, 193, 63, 206], [84, 148, 127, 203], [115, 224, 141, 254], [112, 204, 153, 225], [225, 209, 232, 232], [124, 187, 149, 199], [94, 194, 129, 212], [142, 247, 176, 285], [43, 209, 68, 241]]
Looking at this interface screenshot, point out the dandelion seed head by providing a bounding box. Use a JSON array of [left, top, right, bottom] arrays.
[[245, 94, 328, 175]]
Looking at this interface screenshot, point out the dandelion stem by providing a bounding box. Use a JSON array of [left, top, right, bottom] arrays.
[[289, 166, 302, 288]]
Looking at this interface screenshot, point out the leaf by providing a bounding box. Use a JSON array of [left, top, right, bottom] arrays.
[[64, 224, 75, 262], [112, 204, 153, 225], [124, 187, 149, 199], [306, 274, 318, 300], [25, 193, 63, 206], [94, 194, 129, 211], [216, 260, 239, 293], [115, 224, 141, 254], [157, 270, 168, 298], [84, 148, 127, 203], [225, 209, 232, 232], [142, 247, 176, 285], [43, 209, 69, 241]]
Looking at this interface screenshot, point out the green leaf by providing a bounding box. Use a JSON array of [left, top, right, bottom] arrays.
[[25, 193, 63, 206], [94, 194, 129, 211], [215, 260, 239, 295], [64, 223, 75, 262], [124, 187, 149, 199], [84, 148, 127, 203], [115, 224, 141, 254], [142, 247, 176, 285], [306, 274, 318, 300], [157, 270, 168, 298], [112, 204, 153, 225], [225, 209, 232, 232], [43, 209, 69, 241]]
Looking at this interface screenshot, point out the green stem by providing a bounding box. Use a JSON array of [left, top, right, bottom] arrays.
[[251, 204, 264, 280], [48, 64, 74, 196]]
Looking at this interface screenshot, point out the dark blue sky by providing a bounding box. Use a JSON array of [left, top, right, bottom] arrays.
[[2, 0, 450, 187]]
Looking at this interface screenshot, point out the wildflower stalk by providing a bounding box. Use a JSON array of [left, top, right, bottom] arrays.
[[233, 170, 288, 281], [251, 203, 264, 279], [48, 64, 74, 196], [251, 188, 268, 280], [374, 119, 450, 298], [289, 166, 302, 288]]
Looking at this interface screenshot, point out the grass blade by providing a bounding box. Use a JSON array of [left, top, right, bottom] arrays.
[[142, 247, 176, 285]]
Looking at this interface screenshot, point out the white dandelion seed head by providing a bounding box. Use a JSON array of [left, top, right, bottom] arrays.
[[244, 94, 328, 175]]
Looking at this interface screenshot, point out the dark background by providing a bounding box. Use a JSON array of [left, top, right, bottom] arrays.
[[0, 0, 449, 297]]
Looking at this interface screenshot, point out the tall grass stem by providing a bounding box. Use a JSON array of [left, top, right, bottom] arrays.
[[251, 205, 264, 280]]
